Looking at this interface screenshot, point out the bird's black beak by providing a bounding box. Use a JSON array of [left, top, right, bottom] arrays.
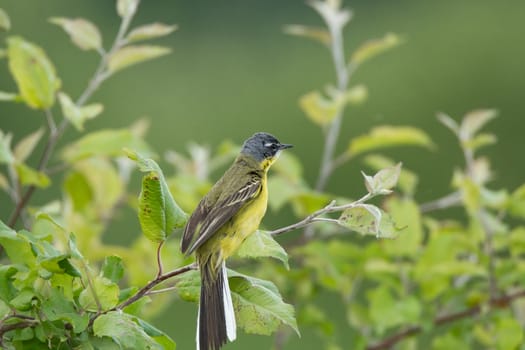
[[279, 143, 293, 150]]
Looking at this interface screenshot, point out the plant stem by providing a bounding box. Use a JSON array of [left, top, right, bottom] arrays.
[[6, 5, 137, 229]]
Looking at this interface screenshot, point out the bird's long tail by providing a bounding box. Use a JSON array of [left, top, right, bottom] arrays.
[[197, 259, 236, 350]]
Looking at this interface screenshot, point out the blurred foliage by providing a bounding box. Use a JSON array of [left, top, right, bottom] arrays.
[[1, 0, 525, 350]]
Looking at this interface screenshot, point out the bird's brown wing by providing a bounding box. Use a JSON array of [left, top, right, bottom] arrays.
[[181, 177, 261, 255]]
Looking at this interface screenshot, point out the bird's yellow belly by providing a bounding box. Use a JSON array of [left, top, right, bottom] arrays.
[[219, 185, 268, 259]]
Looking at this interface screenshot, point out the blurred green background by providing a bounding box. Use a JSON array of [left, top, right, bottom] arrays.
[[1, 1, 524, 348]]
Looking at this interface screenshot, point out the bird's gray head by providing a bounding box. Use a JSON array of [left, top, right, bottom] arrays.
[[241, 132, 293, 162]]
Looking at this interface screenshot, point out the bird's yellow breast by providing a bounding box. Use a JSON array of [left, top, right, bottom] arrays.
[[218, 176, 268, 260]]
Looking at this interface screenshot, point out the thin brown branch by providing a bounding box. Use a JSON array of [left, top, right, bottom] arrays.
[[88, 263, 197, 327], [366, 289, 525, 350], [0, 318, 38, 344]]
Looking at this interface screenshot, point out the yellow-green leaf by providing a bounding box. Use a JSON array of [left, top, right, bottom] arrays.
[[344, 84, 367, 105], [49, 17, 102, 51], [362, 162, 402, 195], [7, 36, 61, 109], [339, 204, 400, 238], [348, 125, 434, 157], [0, 8, 10, 31], [126, 23, 178, 43], [15, 163, 50, 188], [14, 127, 44, 163], [363, 154, 418, 196], [351, 32, 401, 66], [299, 90, 339, 126], [78, 276, 119, 312], [283, 24, 331, 45], [107, 45, 171, 74], [58, 92, 103, 131], [0, 91, 18, 101]]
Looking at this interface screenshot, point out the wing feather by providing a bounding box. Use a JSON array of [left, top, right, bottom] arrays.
[[181, 177, 261, 255]]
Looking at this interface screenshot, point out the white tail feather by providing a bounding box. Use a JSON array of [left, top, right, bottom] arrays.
[[196, 305, 200, 350], [222, 262, 237, 341]]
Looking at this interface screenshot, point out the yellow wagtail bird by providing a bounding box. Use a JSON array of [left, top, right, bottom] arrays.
[[181, 132, 292, 350]]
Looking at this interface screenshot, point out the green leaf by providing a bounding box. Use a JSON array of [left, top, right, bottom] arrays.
[[78, 276, 119, 312], [136, 318, 176, 350], [0, 8, 11, 31], [0, 265, 18, 302], [107, 45, 171, 74], [62, 128, 152, 162], [7, 36, 61, 109], [49, 17, 102, 51], [10, 289, 36, 311], [42, 288, 89, 333], [58, 92, 103, 131], [382, 197, 422, 257], [508, 183, 525, 219], [368, 287, 421, 334], [339, 204, 401, 238], [350, 32, 401, 66], [14, 127, 44, 163], [299, 90, 339, 126], [117, 0, 139, 18], [459, 109, 498, 141], [348, 126, 434, 157], [465, 133, 497, 151], [93, 311, 161, 350], [237, 230, 289, 269], [495, 317, 524, 350], [283, 24, 331, 45], [229, 273, 299, 336], [68, 233, 83, 259], [363, 154, 418, 196], [362, 163, 402, 195], [432, 333, 470, 350], [127, 149, 187, 242], [0, 130, 14, 164], [173, 269, 200, 302], [0, 91, 19, 101], [15, 163, 50, 188], [344, 84, 368, 105], [126, 23, 178, 43], [309, 0, 352, 32], [102, 256, 124, 283], [15, 163, 49, 188], [0, 173, 8, 192], [436, 111, 459, 136]]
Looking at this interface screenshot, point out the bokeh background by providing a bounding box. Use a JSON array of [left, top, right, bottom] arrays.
[[1, 0, 524, 348]]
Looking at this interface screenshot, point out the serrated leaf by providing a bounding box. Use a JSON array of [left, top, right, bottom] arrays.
[[93, 311, 161, 349], [0, 130, 14, 164], [283, 24, 331, 45], [127, 149, 187, 242], [14, 127, 44, 163], [0, 91, 18, 101], [79, 276, 119, 312], [348, 125, 434, 157], [351, 32, 401, 66], [62, 128, 152, 162], [58, 92, 102, 131], [15, 163, 50, 188], [229, 274, 299, 336], [49, 17, 102, 51], [107, 45, 171, 74], [299, 90, 340, 126], [126, 23, 178, 43], [0, 8, 11, 31], [237, 230, 289, 269], [460, 109, 498, 141], [102, 256, 124, 284], [117, 0, 139, 18], [7, 36, 61, 109]]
